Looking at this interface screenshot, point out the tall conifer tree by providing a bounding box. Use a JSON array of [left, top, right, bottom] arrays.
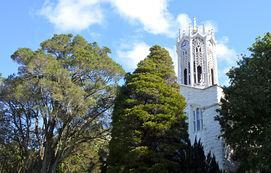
[[108, 45, 189, 173]]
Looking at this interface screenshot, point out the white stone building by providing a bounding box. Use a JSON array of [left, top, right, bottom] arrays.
[[176, 18, 226, 169]]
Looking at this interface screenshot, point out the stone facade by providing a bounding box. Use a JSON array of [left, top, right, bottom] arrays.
[[180, 84, 225, 169], [176, 18, 226, 169]]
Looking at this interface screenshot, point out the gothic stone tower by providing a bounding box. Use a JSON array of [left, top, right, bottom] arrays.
[[176, 18, 225, 169]]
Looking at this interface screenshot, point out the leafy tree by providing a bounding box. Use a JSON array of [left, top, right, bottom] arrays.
[[0, 75, 21, 173], [0, 34, 124, 173], [108, 45, 190, 173], [216, 33, 271, 172], [0, 74, 3, 83], [57, 134, 109, 173]]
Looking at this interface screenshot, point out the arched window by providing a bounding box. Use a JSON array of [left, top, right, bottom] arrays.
[[197, 66, 202, 83], [211, 69, 214, 85], [184, 68, 187, 85], [196, 46, 201, 53], [193, 108, 203, 132]]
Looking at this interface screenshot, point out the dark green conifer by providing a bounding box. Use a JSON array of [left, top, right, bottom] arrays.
[[108, 45, 189, 173], [187, 139, 221, 173], [206, 152, 220, 173], [190, 139, 207, 173]]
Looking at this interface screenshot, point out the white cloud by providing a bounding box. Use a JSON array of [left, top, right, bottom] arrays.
[[39, 0, 238, 86], [39, 0, 216, 37], [40, 0, 175, 35], [39, 0, 218, 38], [176, 13, 191, 34], [202, 20, 217, 33], [117, 42, 150, 70], [165, 47, 178, 74], [116, 43, 178, 74], [216, 37, 239, 85], [109, 0, 174, 36], [216, 42, 237, 64], [40, 0, 103, 31]]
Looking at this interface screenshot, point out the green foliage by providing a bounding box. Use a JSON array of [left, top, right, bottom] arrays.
[[0, 74, 3, 83], [57, 136, 109, 173], [216, 33, 271, 172], [186, 139, 221, 173], [206, 152, 220, 173], [108, 45, 189, 173], [0, 34, 124, 173]]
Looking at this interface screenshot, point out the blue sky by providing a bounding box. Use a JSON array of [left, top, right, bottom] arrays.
[[0, 0, 270, 85]]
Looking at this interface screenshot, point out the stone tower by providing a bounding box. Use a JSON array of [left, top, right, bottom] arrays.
[[176, 18, 225, 169]]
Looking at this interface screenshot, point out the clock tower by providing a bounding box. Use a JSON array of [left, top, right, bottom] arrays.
[[177, 18, 218, 88], [176, 18, 226, 170]]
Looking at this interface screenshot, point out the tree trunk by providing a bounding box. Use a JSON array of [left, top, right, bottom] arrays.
[[41, 143, 53, 173], [48, 160, 58, 173], [41, 144, 60, 173], [41, 153, 59, 173], [41, 147, 49, 173]]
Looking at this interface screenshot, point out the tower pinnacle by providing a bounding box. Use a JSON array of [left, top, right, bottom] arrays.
[[193, 17, 197, 32]]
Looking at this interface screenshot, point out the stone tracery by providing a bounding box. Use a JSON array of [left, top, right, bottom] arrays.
[[177, 27, 217, 87]]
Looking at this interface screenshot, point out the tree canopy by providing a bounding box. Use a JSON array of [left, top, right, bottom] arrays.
[[108, 45, 190, 173], [216, 33, 271, 172], [57, 134, 109, 173], [108, 45, 221, 173], [0, 34, 124, 173]]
